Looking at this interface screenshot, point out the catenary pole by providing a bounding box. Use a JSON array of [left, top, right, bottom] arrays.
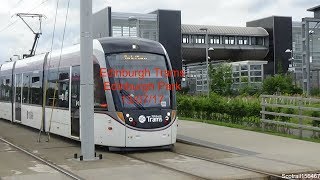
[[80, 0, 95, 160]]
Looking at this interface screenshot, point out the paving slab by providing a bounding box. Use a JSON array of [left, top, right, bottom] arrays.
[[177, 120, 320, 174]]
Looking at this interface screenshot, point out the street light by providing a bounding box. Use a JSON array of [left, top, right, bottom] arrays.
[[285, 49, 294, 61], [285, 49, 296, 85]]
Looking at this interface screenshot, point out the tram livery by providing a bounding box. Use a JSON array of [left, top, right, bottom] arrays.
[[0, 37, 177, 149]]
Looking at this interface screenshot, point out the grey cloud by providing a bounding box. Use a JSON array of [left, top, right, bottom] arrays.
[[248, 0, 278, 13], [291, 0, 319, 7], [1, 0, 320, 63]]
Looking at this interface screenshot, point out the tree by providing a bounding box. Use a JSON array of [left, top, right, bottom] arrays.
[[209, 64, 233, 96]]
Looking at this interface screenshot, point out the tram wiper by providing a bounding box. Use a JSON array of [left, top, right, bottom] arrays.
[[120, 89, 145, 110]]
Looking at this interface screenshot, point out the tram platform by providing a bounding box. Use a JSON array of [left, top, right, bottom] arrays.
[[0, 118, 319, 179], [177, 119, 320, 175]]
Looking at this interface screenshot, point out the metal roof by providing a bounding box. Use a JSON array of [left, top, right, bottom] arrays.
[[182, 24, 269, 36], [307, 5, 320, 12]]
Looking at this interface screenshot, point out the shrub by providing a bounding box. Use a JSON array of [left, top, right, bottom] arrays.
[[262, 74, 302, 95]]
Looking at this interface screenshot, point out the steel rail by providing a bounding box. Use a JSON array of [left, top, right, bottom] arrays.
[[174, 151, 291, 180]]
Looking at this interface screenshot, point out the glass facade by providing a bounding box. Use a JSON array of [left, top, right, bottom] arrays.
[[292, 21, 303, 87], [181, 34, 265, 46], [182, 61, 267, 94], [111, 12, 158, 41], [230, 61, 267, 89]]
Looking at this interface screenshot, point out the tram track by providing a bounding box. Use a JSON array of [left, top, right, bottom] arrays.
[[122, 149, 290, 180], [123, 153, 210, 180], [0, 137, 84, 180], [172, 151, 290, 180]]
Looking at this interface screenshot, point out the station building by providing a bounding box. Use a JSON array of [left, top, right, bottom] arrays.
[[92, 7, 293, 93]]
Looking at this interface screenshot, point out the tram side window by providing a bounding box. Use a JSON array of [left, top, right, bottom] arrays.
[[47, 70, 58, 106], [0, 77, 2, 100], [23, 74, 30, 104], [47, 68, 69, 108], [71, 66, 80, 109], [30, 76, 41, 105], [1, 77, 12, 102], [70, 65, 107, 111], [94, 64, 107, 110]]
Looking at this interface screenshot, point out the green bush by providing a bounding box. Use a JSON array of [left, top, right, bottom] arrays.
[[311, 88, 320, 97], [177, 93, 261, 126], [262, 74, 302, 95], [209, 64, 233, 96]]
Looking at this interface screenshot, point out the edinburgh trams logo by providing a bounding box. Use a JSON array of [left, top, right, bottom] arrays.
[[138, 115, 147, 123], [138, 115, 163, 123]]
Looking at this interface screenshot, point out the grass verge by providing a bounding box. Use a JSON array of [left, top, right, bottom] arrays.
[[179, 117, 320, 143]]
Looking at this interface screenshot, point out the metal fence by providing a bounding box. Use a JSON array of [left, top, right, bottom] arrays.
[[260, 95, 320, 138]]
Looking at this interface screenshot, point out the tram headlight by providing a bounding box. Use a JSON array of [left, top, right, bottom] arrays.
[[171, 110, 177, 120], [116, 112, 125, 123], [128, 117, 134, 122]]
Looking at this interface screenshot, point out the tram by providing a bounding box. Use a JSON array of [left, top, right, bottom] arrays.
[[0, 37, 178, 149]]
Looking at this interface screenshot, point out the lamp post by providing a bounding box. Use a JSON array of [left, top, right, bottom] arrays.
[[285, 49, 294, 67], [285, 49, 296, 85], [307, 30, 314, 95], [199, 27, 213, 97]]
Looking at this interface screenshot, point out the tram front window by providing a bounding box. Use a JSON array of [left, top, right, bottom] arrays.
[[105, 53, 172, 110]]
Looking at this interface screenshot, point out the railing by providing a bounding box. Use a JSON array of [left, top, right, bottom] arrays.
[[260, 95, 320, 138]]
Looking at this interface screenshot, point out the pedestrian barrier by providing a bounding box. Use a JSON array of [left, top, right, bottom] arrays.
[[260, 95, 320, 138]]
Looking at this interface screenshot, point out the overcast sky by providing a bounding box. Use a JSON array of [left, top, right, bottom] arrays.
[[0, 0, 319, 64]]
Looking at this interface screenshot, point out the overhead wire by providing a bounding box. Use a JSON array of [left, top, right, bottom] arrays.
[[38, 0, 60, 142], [46, 0, 71, 142], [0, 0, 51, 33]]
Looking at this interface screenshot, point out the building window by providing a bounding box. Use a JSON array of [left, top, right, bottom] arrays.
[[224, 36, 235, 45], [238, 37, 249, 45], [209, 36, 213, 44], [214, 36, 220, 44], [192, 35, 205, 44], [209, 36, 220, 44], [241, 65, 248, 71], [243, 37, 249, 45], [250, 71, 262, 76], [250, 65, 262, 71], [224, 37, 229, 44], [241, 71, 248, 76], [251, 37, 256, 45], [238, 37, 243, 45], [250, 77, 262, 82], [257, 37, 264, 45], [182, 34, 189, 44], [229, 37, 235, 44]]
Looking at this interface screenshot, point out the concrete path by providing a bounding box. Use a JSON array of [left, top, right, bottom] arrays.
[[177, 120, 320, 175]]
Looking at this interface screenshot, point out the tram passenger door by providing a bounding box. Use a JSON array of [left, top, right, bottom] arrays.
[[70, 66, 80, 138], [14, 74, 22, 122]]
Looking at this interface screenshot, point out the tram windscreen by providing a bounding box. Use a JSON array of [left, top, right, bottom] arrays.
[[105, 53, 171, 110]]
